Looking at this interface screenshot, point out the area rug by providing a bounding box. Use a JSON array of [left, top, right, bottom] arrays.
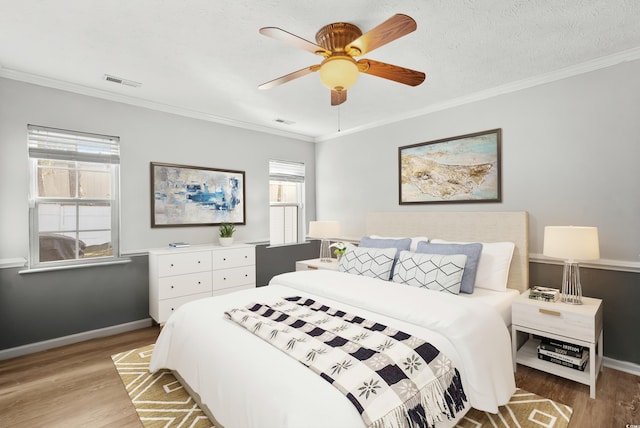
[[111, 344, 215, 427], [113, 345, 572, 428], [456, 389, 573, 428]]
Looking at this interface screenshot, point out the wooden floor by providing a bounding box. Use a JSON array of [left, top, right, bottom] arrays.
[[1, 326, 639, 427]]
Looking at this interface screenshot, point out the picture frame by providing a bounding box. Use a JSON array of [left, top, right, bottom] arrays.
[[150, 162, 246, 227], [398, 129, 502, 204]]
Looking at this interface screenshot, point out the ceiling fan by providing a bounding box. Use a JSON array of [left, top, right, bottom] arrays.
[[258, 14, 426, 106]]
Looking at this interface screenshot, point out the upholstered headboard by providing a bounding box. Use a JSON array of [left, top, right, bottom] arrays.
[[365, 211, 529, 293]]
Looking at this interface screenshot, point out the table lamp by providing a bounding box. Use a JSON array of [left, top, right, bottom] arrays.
[[543, 226, 600, 305], [308, 221, 341, 262]]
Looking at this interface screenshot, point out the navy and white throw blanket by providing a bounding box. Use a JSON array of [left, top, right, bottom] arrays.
[[225, 296, 466, 428]]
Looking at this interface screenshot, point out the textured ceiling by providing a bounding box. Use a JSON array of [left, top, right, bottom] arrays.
[[1, 0, 639, 141]]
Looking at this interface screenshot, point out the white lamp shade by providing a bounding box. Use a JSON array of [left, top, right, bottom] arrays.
[[308, 221, 341, 239], [543, 226, 600, 261]]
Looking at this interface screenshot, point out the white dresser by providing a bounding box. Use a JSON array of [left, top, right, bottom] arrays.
[[149, 243, 255, 323]]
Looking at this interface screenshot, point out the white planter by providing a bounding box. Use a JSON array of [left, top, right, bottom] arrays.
[[219, 237, 234, 247]]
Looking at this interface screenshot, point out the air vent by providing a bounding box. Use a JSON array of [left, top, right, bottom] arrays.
[[103, 74, 141, 88], [274, 118, 295, 125]]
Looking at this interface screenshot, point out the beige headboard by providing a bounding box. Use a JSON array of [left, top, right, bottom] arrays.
[[366, 211, 529, 293]]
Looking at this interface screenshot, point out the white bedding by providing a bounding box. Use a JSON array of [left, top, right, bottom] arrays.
[[458, 287, 520, 326], [150, 270, 516, 428]]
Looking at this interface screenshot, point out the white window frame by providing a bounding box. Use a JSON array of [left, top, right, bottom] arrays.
[[269, 160, 305, 246], [27, 125, 121, 269]]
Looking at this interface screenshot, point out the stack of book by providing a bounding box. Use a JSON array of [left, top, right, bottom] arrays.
[[529, 286, 560, 302], [537, 337, 589, 371]]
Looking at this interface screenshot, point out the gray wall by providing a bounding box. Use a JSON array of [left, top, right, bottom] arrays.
[[2, 60, 639, 367], [0, 77, 317, 257], [0, 77, 317, 352], [315, 60, 640, 262], [0, 257, 149, 350], [314, 59, 640, 365]]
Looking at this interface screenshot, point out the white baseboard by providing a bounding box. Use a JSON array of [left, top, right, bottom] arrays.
[[0, 318, 153, 361], [603, 356, 640, 377]]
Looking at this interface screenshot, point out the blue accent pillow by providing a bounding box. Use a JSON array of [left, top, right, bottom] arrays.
[[416, 241, 483, 294], [359, 237, 412, 279]]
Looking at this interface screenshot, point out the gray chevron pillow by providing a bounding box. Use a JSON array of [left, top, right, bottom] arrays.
[[392, 251, 467, 294], [338, 246, 396, 280]]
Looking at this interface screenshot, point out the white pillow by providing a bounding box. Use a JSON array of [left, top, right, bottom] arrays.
[[430, 239, 515, 292], [392, 251, 466, 294], [369, 235, 429, 252], [338, 246, 396, 280]]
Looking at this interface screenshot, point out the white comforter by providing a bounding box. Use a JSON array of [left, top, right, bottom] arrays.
[[150, 270, 515, 428]]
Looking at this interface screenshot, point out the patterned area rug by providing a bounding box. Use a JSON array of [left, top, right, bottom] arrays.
[[111, 344, 215, 427], [113, 345, 572, 428], [456, 389, 573, 428]]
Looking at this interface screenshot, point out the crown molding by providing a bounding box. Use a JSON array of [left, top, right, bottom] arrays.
[[316, 46, 640, 142], [0, 67, 314, 143], [3, 46, 639, 144]]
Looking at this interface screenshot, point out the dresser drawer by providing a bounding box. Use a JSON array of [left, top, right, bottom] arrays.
[[158, 271, 212, 299], [212, 247, 255, 270], [158, 292, 211, 323], [512, 300, 602, 342], [212, 265, 255, 290], [157, 251, 212, 277]]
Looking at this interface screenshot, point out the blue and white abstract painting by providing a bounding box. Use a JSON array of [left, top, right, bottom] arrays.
[[152, 163, 245, 226]]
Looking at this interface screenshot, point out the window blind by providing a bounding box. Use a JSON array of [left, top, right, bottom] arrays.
[[28, 124, 120, 164], [269, 160, 305, 183]]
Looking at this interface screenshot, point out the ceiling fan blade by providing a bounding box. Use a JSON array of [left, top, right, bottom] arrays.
[[331, 90, 347, 106], [357, 59, 425, 86], [258, 65, 320, 90], [259, 27, 331, 56], [346, 14, 417, 56]]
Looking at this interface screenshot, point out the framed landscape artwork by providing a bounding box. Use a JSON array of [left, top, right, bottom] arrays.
[[399, 129, 502, 204], [151, 162, 246, 227]]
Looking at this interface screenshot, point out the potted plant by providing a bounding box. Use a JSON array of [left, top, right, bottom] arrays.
[[330, 241, 347, 261], [218, 222, 236, 246]]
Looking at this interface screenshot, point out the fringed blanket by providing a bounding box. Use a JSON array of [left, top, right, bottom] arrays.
[[225, 296, 466, 428]]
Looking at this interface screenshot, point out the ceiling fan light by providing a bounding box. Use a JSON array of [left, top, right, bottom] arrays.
[[319, 57, 359, 91]]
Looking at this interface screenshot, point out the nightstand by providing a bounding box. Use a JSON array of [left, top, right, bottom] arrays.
[[295, 258, 339, 271], [512, 289, 603, 399]]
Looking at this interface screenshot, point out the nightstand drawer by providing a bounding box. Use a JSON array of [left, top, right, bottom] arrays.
[[512, 300, 602, 342]]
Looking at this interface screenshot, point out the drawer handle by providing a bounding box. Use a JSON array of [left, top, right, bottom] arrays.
[[171, 285, 174, 289], [198, 281, 201, 284], [223, 277, 227, 280], [223, 258, 227, 261], [307, 266, 318, 270], [198, 260, 201, 264], [539, 308, 561, 317], [170, 263, 174, 267]]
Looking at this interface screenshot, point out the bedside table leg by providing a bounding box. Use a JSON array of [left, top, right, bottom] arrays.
[[589, 342, 597, 399], [511, 325, 517, 372]]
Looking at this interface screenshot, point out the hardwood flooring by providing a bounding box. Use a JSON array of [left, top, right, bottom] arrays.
[[1, 326, 638, 427]]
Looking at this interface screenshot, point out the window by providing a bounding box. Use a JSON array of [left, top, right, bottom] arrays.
[[27, 125, 120, 268], [269, 160, 305, 245]]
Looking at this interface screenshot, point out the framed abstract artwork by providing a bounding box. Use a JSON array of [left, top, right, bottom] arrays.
[[398, 129, 502, 204], [151, 162, 246, 227]]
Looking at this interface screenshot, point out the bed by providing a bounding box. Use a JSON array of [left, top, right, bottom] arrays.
[[150, 211, 529, 428]]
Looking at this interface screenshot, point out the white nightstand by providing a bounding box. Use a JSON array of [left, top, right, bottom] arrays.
[[295, 258, 339, 271], [512, 289, 603, 398]]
